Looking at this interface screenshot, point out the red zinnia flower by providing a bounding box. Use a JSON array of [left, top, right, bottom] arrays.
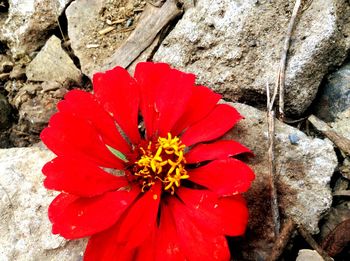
[[41, 62, 255, 261]]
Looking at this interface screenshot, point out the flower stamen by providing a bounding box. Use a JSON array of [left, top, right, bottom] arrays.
[[134, 133, 188, 194]]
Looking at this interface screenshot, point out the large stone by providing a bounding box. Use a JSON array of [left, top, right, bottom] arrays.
[[224, 103, 337, 260], [154, 0, 350, 116], [26, 35, 82, 84], [0, 0, 71, 57], [330, 108, 350, 140], [0, 145, 87, 261], [66, 0, 146, 76], [314, 62, 350, 122]]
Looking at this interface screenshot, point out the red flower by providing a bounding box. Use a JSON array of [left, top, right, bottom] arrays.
[[41, 62, 255, 261]]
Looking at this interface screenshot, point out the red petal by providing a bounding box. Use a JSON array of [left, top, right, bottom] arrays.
[[134, 230, 157, 261], [135, 62, 195, 138], [134, 62, 171, 139], [49, 189, 138, 239], [43, 156, 128, 197], [116, 182, 161, 249], [188, 158, 255, 196], [84, 225, 136, 261], [177, 188, 249, 236], [172, 85, 221, 135], [170, 198, 231, 261], [57, 90, 130, 154], [41, 112, 124, 168], [176, 188, 223, 235], [186, 140, 252, 164], [93, 66, 140, 144], [181, 104, 242, 147], [155, 203, 186, 261], [218, 195, 249, 236]]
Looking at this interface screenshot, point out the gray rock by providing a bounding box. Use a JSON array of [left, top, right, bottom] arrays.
[[41, 81, 62, 93], [1, 0, 71, 57], [315, 62, 350, 122], [18, 94, 58, 134], [296, 250, 327, 261], [154, 0, 350, 116], [0, 146, 87, 261], [0, 93, 11, 130], [224, 103, 337, 260], [26, 35, 82, 84], [66, 0, 146, 77], [9, 65, 26, 80], [331, 108, 350, 140]]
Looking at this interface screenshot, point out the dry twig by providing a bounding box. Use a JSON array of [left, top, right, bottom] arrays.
[[298, 225, 334, 261], [277, 0, 302, 120], [101, 0, 182, 72], [308, 115, 350, 156], [267, 219, 296, 261], [266, 82, 280, 237]]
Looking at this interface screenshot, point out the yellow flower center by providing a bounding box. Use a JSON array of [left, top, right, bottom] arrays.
[[134, 133, 189, 194]]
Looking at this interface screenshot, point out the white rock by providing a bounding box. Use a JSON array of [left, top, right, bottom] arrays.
[[0, 145, 87, 261], [296, 249, 328, 261], [1, 0, 71, 57], [154, 0, 350, 116], [26, 35, 82, 84]]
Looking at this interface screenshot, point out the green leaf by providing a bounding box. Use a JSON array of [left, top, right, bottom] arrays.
[[106, 145, 128, 162]]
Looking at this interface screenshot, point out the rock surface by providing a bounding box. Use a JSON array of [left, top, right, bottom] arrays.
[[1, 0, 71, 57], [315, 62, 350, 122], [4, 81, 61, 147], [224, 103, 337, 260], [296, 249, 326, 261], [330, 108, 350, 140], [18, 94, 58, 134], [0, 145, 87, 261], [154, 0, 350, 116], [26, 35, 82, 84], [66, 0, 146, 76]]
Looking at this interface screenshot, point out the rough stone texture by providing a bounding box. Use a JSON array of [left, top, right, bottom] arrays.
[[296, 250, 326, 261], [224, 103, 337, 260], [0, 93, 11, 130], [66, 0, 146, 76], [4, 81, 62, 147], [0, 145, 87, 261], [315, 62, 350, 122], [154, 0, 350, 116], [18, 94, 58, 134], [331, 108, 350, 140], [26, 35, 82, 84], [0, 0, 71, 57]]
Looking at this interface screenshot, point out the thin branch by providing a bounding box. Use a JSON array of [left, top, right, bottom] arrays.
[[298, 225, 334, 261], [266, 82, 280, 237], [267, 219, 296, 261], [277, 0, 302, 120], [308, 115, 350, 156]]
